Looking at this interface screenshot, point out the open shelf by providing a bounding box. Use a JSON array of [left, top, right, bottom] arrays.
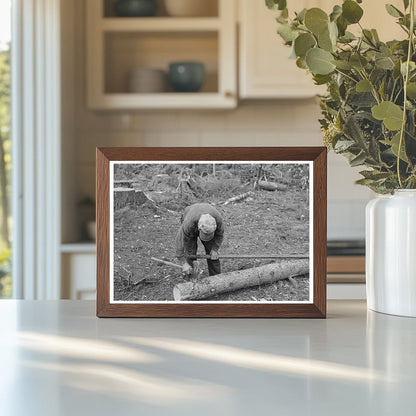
[[87, 0, 236, 109], [104, 31, 218, 94], [91, 92, 234, 109], [103, 0, 219, 18], [102, 17, 221, 31]]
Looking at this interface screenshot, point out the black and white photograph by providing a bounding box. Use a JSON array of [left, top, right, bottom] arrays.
[[110, 161, 313, 303]]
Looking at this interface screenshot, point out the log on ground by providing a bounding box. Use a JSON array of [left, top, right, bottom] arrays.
[[114, 188, 149, 210], [258, 181, 287, 192], [173, 259, 309, 301]]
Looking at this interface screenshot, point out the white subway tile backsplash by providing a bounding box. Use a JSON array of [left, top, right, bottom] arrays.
[[199, 129, 257, 146], [178, 111, 227, 130], [328, 199, 369, 240], [142, 130, 200, 147], [132, 112, 180, 130]]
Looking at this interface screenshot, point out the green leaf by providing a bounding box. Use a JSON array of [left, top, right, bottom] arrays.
[[294, 33, 316, 58], [372, 101, 404, 130], [407, 82, 416, 99], [296, 8, 307, 23], [375, 55, 395, 70], [350, 151, 368, 167], [350, 54, 368, 70], [360, 170, 391, 180], [336, 15, 348, 36], [313, 74, 332, 85], [362, 29, 376, 46], [401, 61, 416, 76], [403, 0, 410, 10], [266, 0, 287, 11], [328, 21, 338, 44], [276, 14, 287, 24], [318, 27, 334, 52], [342, 0, 363, 24], [306, 48, 335, 75], [296, 57, 308, 69], [356, 79, 372, 92], [378, 78, 386, 100], [304, 8, 329, 35], [385, 4, 404, 18], [385, 132, 409, 162], [333, 60, 353, 70], [344, 115, 367, 147], [334, 140, 355, 151], [339, 31, 356, 43], [369, 136, 382, 163], [371, 29, 380, 42], [277, 23, 298, 43], [348, 92, 377, 107], [330, 5, 342, 22]]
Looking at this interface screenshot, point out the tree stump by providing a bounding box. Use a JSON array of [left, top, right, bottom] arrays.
[[114, 188, 149, 210]]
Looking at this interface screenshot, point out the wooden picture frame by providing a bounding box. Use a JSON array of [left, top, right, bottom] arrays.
[[96, 147, 327, 318]]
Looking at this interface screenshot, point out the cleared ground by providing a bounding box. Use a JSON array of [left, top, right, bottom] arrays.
[[113, 164, 310, 302]]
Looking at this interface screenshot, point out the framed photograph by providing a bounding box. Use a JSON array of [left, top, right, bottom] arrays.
[[96, 147, 327, 318]]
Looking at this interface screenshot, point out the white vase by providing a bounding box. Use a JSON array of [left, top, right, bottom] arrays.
[[366, 190, 416, 317]]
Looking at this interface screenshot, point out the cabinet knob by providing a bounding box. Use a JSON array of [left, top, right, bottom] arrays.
[[224, 91, 234, 99]]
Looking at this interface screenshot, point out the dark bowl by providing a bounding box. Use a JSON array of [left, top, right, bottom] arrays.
[[114, 0, 158, 17], [168, 62, 205, 93]]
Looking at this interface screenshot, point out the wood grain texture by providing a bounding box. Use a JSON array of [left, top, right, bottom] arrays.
[[327, 256, 365, 274], [96, 147, 327, 318]]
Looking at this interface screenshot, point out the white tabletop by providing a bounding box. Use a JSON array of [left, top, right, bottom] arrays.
[[0, 300, 415, 416]]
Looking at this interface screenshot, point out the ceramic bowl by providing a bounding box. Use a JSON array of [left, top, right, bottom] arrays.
[[128, 68, 167, 93], [168, 62, 205, 92], [114, 0, 158, 17]]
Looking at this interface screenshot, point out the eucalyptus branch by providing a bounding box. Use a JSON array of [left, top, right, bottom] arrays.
[[358, 69, 381, 104], [334, 68, 358, 84], [397, 0, 415, 188], [390, 79, 398, 101]]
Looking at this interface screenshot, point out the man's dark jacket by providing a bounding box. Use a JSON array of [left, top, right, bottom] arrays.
[[175, 203, 224, 263]]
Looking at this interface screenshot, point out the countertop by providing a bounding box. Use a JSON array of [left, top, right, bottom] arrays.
[[0, 300, 415, 415]]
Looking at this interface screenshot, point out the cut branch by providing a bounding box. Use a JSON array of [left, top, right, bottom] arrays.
[[173, 259, 309, 301], [223, 191, 253, 205]]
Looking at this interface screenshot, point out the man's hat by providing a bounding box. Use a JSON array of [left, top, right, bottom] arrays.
[[198, 214, 217, 241]]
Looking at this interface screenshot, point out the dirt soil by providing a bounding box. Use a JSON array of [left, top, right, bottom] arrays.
[[113, 189, 310, 302]]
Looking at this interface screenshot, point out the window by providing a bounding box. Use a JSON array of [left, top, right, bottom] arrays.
[[0, 0, 11, 298]]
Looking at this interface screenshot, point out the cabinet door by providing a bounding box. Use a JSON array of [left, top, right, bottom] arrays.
[[357, 0, 404, 41], [61, 253, 96, 300], [239, 0, 326, 99], [239, 0, 404, 99]]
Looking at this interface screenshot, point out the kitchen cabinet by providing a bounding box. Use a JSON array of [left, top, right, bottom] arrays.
[[86, 0, 237, 109], [239, 0, 325, 99], [59, 246, 365, 300], [238, 0, 404, 99], [61, 244, 96, 300]]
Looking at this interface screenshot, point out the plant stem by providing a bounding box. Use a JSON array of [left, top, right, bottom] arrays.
[[397, 0, 415, 188], [334, 68, 358, 84]]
